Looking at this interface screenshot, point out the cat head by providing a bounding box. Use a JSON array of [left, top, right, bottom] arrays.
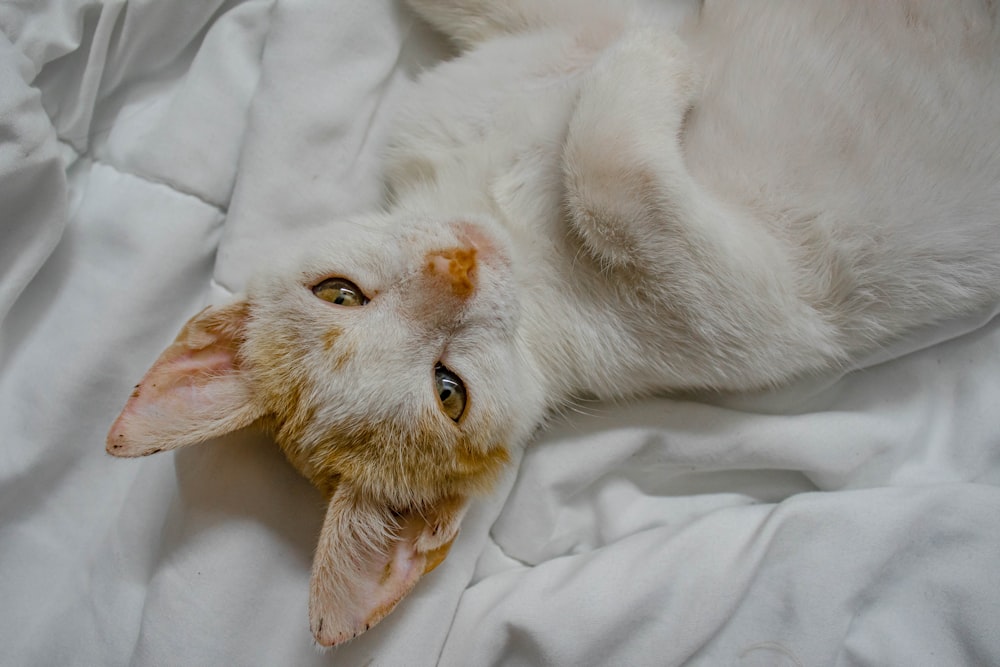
[[106, 213, 544, 646]]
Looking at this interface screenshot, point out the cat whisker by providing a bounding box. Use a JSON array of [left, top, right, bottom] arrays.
[[557, 394, 605, 420]]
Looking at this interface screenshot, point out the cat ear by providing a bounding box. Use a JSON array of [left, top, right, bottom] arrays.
[[309, 484, 469, 647], [106, 300, 264, 457]]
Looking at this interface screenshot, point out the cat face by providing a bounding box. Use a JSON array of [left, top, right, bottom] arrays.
[[106, 213, 544, 645], [245, 214, 531, 502]]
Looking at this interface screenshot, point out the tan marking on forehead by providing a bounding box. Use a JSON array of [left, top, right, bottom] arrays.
[[321, 326, 354, 370], [331, 338, 355, 371], [322, 326, 342, 352], [425, 246, 477, 298], [248, 324, 510, 502]]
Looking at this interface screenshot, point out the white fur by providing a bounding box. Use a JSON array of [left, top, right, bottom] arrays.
[[112, 0, 1000, 646], [367, 0, 1000, 406], [242, 0, 1000, 495], [249, 0, 1000, 642]]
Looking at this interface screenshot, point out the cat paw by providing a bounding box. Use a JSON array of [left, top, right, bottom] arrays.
[[564, 160, 661, 269], [563, 28, 698, 270]]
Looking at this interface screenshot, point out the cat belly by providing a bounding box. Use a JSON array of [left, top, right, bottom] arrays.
[[678, 0, 1000, 345]]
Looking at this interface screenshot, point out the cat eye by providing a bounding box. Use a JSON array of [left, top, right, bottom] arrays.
[[434, 364, 467, 422], [311, 277, 369, 307]]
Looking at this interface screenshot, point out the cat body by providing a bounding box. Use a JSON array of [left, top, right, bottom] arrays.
[[391, 0, 1000, 399], [107, 0, 1000, 646]]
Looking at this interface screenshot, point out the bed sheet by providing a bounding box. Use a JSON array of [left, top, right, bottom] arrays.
[[2, 1, 999, 665]]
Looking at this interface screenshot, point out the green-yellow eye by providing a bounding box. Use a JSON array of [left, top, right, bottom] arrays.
[[312, 278, 368, 307], [435, 363, 467, 422]]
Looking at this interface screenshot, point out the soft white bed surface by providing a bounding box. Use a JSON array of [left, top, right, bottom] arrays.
[[2, 1, 999, 664]]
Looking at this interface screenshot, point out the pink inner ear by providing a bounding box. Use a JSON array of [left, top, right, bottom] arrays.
[[309, 492, 465, 647], [362, 515, 432, 623], [106, 301, 262, 457], [169, 345, 239, 378], [128, 343, 239, 406]]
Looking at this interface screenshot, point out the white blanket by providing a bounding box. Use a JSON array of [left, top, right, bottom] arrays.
[[3, 1, 999, 664]]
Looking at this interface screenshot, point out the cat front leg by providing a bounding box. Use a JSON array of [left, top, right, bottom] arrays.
[[563, 26, 781, 283], [404, 0, 624, 50], [563, 27, 843, 389], [563, 27, 703, 272]]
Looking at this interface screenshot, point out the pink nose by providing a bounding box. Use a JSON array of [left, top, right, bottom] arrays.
[[425, 246, 477, 298]]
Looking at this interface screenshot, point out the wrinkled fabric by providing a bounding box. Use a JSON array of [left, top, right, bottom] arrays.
[[1, 1, 999, 665]]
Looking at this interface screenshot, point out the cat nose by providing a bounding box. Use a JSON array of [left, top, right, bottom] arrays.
[[425, 246, 477, 299]]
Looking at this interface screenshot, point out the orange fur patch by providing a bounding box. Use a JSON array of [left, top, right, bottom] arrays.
[[246, 303, 509, 509], [421, 536, 455, 574], [379, 560, 394, 587], [425, 247, 477, 298], [322, 326, 342, 352], [331, 338, 355, 371], [455, 440, 510, 475], [269, 406, 508, 510], [320, 326, 355, 371]]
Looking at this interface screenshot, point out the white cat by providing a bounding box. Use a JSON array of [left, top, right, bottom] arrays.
[[106, 0, 1000, 647]]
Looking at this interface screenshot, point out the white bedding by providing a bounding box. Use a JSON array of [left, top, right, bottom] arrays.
[[2, 1, 999, 664]]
